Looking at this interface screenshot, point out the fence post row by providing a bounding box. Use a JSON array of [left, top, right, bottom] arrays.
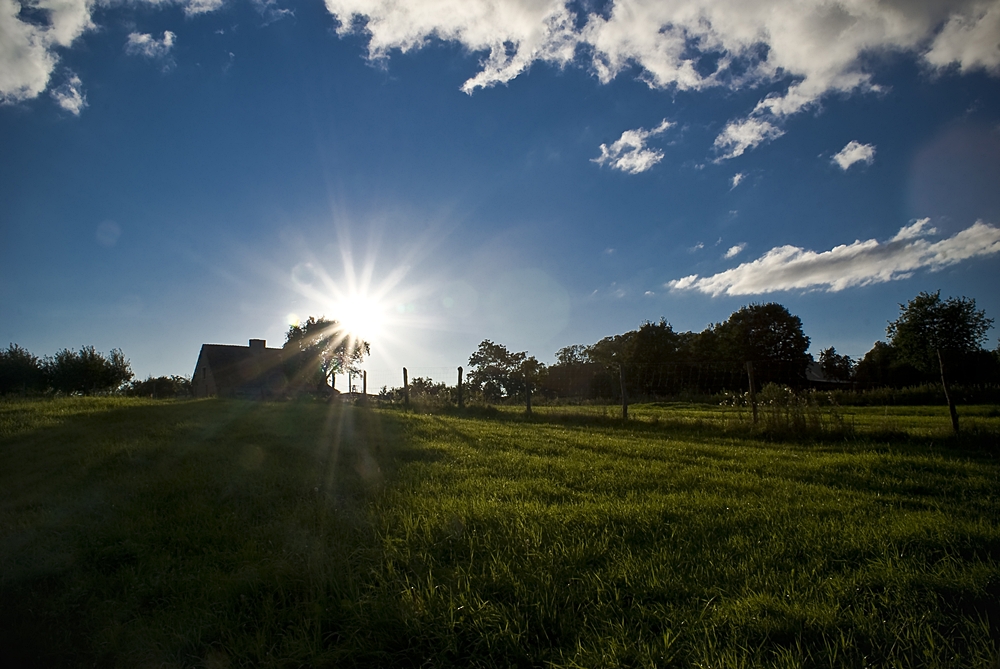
[[457, 366, 464, 409], [403, 367, 409, 409], [618, 363, 628, 421], [746, 361, 758, 425]]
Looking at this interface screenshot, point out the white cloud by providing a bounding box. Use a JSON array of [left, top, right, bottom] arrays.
[[832, 140, 876, 170], [689, 242, 704, 253], [891, 218, 937, 241], [0, 0, 219, 108], [185, 0, 225, 16], [325, 0, 578, 94], [125, 31, 176, 59], [723, 243, 745, 259], [592, 119, 673, 174], [3, 0, 999, 142], [714, 118, 784, 161], [666, 219, 1000, 296], [0, 0, 93, 105], [49, 71, 85, 114], [323, 0, 1000, 159], [730, 172, 744, 189], [925, 2, 1000, 73]]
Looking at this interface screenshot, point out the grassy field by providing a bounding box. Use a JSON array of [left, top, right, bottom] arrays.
[[1, 398, 998, 667]]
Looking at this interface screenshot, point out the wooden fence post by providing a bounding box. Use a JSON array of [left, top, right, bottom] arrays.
[[362, 370, 367, 403], [619, 363, 628, 421], [457, 366, 464, 409], [403, 367, 409, 409], [526, 381, 532, 416], [746, 361, 758, 425]]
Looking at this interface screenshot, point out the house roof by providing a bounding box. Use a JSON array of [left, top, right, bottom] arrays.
[[196, 343, 285, 395]]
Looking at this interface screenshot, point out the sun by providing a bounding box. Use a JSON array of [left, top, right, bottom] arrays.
[[333, 293, 387, 343]]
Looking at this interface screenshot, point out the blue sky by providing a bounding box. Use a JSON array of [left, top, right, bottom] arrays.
[[2, 0, 1000, 382]]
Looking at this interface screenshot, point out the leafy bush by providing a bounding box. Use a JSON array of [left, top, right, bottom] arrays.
[[127, 375, 192, 398], [46, 346, 133, 395]]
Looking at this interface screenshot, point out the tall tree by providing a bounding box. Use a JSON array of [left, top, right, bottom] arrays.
[[714, 303, 811, 387], [886, 291, 993, 432], [283, 317, 370, 388]]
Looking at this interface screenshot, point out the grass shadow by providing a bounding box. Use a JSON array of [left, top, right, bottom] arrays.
[[0, 398, 427, 667]]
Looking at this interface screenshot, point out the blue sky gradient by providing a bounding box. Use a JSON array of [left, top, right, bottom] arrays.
[[2, 0, 999, 380]]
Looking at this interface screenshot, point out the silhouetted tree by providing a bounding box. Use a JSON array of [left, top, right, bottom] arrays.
[[887, 291, 993, 432], [46, 346, 133, 394], [0, 344, 46, 394], [714, 303, 811, 387], [467, 340, 542, 402], [819, 346, 854, 382], [283, 316, 369, 388]]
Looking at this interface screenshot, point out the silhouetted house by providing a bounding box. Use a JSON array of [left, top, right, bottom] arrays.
[[192, 339, 288, 399]]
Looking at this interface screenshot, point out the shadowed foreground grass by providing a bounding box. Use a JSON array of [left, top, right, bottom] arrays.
[[1, 397, 998, 667]]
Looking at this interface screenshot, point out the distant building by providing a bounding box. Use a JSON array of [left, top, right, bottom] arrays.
[[192, 339, 290, 399]]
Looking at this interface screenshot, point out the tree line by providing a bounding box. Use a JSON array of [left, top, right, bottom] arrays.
[[0, 344, 192, 397], [461, 292, 999, 411]]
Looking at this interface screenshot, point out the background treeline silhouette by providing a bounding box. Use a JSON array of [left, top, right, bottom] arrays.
[[456, 300, 1000, 404], [0, 344, 191, 397]]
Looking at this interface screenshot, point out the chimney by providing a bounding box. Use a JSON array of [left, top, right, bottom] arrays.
[[249, 339, 265, 353]]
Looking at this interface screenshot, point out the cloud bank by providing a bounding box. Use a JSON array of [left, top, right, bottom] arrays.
[[832, 140, 876, 170], [667, 219, 1000, 296], [2, 0, 998, 143], [324, 0, 1000, 160], [592, 119, 673, 174]]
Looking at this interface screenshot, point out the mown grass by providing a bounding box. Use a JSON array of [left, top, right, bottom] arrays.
[[1, 397, 998, 667]]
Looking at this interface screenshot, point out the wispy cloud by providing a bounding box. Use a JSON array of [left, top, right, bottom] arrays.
[[688, 242, 704, 253], [184, 0, 225, 16], [714, 118, 783, 161], [49, 72, 86, 115], [667, 219, 1000, 296], [592, 119, 673, 174], [730, 172, 745, 189], [723, 243, 745, 259], [125, 31, 177, 60], [832, 140, 876, 170]]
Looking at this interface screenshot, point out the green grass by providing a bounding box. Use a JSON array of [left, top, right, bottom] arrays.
[[1, 398, 998, 667]]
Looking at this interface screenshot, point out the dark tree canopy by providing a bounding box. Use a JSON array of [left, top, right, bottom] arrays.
[[886, 291, 993, 371], [47, 346, 133, 395], [819, 346, 854, 382], [467, 340, 542, 401], [0, 344, 46, 394], [715, 303, 810, 363], [887, 291, 994, 433], [713, 303, 811, 386], [284, 316, 370, 386]]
